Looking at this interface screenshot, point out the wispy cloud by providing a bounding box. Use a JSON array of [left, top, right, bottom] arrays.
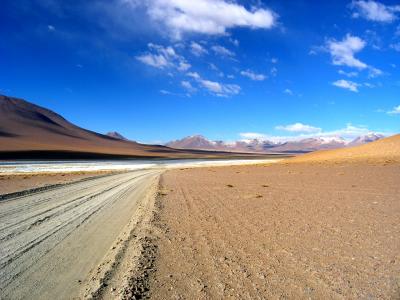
[[142, 0, 277, 39], [351, 0, 400, 23], [368, 67, 383, 78], [283, 88, 293, 95], [211, 45, 235, 57], [240, 69, 266, 81], [388, 105, 400, 115], [186, 72, 240, 97], [332, 79, 360, 92], [338, 69, 358, 77], [190, 42, 208, 56], [199, 79, 240, 97], [390, 43, 400, 51], [181, 80, 197, 93], [136, 43, 190, 71], [326, 34, 367, 69], [276, 123, 322, 133]]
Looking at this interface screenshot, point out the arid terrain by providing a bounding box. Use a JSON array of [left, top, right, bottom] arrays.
[[0, 135, 399, 299], [150, 161, 400, 299], [148, 136, 400, 299], [0, 171, 115, 195]]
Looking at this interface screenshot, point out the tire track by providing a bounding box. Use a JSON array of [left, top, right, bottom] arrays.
[[0, 169, 161, 299]]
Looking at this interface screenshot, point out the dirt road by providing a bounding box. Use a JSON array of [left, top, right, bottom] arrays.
[[0, 170, 161, 299]]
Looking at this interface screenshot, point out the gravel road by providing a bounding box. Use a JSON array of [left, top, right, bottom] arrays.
[[0, 169, 161, 299]]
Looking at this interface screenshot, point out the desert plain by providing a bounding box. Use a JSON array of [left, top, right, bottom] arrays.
[[1, 135, 399, 299]]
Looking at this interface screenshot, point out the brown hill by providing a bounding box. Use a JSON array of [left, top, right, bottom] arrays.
[[0, 95, 265, 159], [106, 131, 128, 141], [289, 134, 400, 163]]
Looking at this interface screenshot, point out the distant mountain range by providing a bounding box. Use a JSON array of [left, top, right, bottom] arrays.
[[166, 133, 385, 153], [0, 95, 264, 159], [0, 94, 387, 159]]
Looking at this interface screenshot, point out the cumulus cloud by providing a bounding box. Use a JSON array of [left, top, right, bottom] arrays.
[[190, 42, 208, 56], [275, 123, 322, 133], [332, 79, 360, 92], [142, 0, 277, 39], [240, 69, 266, 81], [326, 34, 367, 69], [136, 43, 190, 71], [388, 105, 400, 115], [211, 45, 235, 57], [351, 0, 400, 22]]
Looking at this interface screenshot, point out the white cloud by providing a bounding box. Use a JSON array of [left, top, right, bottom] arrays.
[[47, 25, 55, 31], [137, 53, 169, 68], [239, 132, 268, 140], [177, 61, 191, 71], [190, 42, 208, 56], [388, 105, 400, 115], [326, 34, 367, 69], [338, 69, 358, 77], [160, 89, 173, 95], [351, 0, 400, 22], [271, 58, 278, 64], [368, 67, 383, 78], [181, 80, 197, 93], [187, 71, 200, 79], [364, 82, 375, 88], [136, 43, 190, 71], [332, 79, 360, 92], [186, 72, 240, 97], [211, 45, 235, 57], [240, 69, 266, 81], [199, 79, 240, 96], [144, 0, 277, 39], [270, 67, 278, 77], [230, 38, 239, 46], [276, 123, 322, 133], [283, 88, 293, 95], [390, 43, 400, 51]]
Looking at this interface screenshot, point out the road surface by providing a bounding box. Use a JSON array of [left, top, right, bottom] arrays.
[[0, 169, 161, 299]]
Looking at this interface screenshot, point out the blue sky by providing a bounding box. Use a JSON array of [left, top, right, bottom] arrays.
[[1, 0, 399, 143]]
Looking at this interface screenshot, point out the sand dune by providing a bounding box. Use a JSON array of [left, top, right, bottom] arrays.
[[289, 134, 400, 163]]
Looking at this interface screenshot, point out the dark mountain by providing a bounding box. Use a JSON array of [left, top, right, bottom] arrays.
[[106, 131, 128, 141]]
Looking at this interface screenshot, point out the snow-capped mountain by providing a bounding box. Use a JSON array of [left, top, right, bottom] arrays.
[[166, 134, 384, 153], [347, 133, 385, 147]]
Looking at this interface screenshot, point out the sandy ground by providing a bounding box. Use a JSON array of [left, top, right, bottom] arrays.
[[0, 171, 116, 195], [0, 170, 162, 299], [150, 162, 400, 299]]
